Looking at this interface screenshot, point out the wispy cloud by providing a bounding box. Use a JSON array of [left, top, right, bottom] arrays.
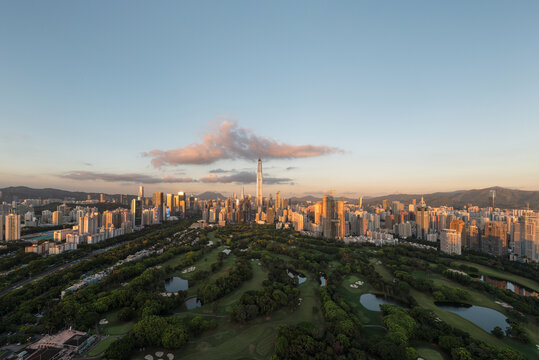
[[286, 166, 297, 171], [200, 171, 293, 185], [209, 168, 234, 174], [59, 171, 196, 184], [143, 120, 342, 167]]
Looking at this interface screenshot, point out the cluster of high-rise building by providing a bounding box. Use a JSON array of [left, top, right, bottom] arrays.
[[2, 160, 539, 263]]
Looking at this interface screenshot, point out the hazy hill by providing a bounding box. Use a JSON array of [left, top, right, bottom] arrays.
[[363, 187, 539, 209], [291, 187, 539, 210], [0, 186, 134, 203], [196, 191, 226, 200]]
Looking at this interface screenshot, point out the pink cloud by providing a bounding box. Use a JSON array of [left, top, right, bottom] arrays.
[[144, 120, 342, 166]]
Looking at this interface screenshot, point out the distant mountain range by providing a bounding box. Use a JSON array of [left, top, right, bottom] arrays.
[[293, 187, 539, 210], [195, 191, 227, 200], [364, 187, 539, 210], [1, 186, 537, 209], [0, 186, 135, 203]]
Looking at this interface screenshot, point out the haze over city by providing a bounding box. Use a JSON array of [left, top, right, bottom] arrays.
[[1, 1, 539, 197], [3, 2, 539, 360]]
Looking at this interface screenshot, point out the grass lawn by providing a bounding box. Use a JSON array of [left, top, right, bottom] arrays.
[[134, 272, 324, 360], [99, 310, 134, 335], [216, 261, 269, 313], [87, 337, 117, 356], [180, 246, 227, 279], [369, 259, 394, 282], [160, 251, 189, 268], [414, 343, 445, 360], [450, 260, 539, 292], [337, 274, 384, 327], [368, 260, 539, 357], [411, 271, 507, 312], [185, 253, 238, 297], [409, 279, 539, 359]]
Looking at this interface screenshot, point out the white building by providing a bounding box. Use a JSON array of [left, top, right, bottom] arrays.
[[440, 229, 461, 255]]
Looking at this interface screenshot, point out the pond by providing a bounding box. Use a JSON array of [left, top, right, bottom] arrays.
[[185, 297, 202, 310], [164, 277, 189, 292], [437, 304, 508, 333], [479, 275, 538, 298], [287, 270, 307, 284], [359, 293, 403, 312], [320, 276, 327, 287]]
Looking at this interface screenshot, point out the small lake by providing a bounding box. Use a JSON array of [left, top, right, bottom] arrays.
[[438, 304, 507, 333], [479, 275, 538, 298], [164, 277, 189, 292], [359, 293, 403, 312], [287, 270, 307, 284], [320, 276, 327, 287], [185, 297, 202, 310]]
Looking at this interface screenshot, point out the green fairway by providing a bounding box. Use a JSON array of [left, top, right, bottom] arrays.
[[410, 287, 539, 359], [160, 251, 189, 268], [216, 261, 269, 313], [450, 260, 539, 292], [99, 310, 135, 335], [179, 245, 227, 279], [414, 344, 445, 360], [412, 270, 507, 311], [370, 259, 393, 282], [337, 274, 384, 326], [87, 337, 117, 356], [134, 273, 324, 360], [185, 252, 238, 297]]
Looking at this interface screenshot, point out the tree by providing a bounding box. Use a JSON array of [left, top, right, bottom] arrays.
[[133, 315, 167, 346], [491, 326, 504, 338], [451, 347, 472, 360], [118, 307, 134, 322], [161, 326, 188, 349]]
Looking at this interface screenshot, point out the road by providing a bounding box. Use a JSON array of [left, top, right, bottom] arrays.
[[0, 242, 127, 297]]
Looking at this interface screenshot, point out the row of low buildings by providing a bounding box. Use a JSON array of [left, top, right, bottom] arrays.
[[61, 245, 163, 298]]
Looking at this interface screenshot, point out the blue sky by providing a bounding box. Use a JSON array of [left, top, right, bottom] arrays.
[[1, 1, 538, 197]]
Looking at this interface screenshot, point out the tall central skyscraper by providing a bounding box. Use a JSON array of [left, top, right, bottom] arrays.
[[257, 158, 263, 209], [138, 185, 144, 199]]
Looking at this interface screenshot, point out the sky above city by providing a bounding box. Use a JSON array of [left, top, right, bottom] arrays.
[[1, 1, 539, 198]]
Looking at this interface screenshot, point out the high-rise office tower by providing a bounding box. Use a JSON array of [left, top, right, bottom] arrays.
[[178, 192, 186, 216], [276, 191, 281, 210], [5, 214, 21, 241], [483, 221, 508, 257], [322, 195, 344, 239], [131, 198, 143, 228], [450, 219, 464, 232], [0, 215, 3, 241], [415, 196, 429, 240], [138, 185, 144, 199], [52, 211, 62, 225], [152, 192, 163, 207], [257, 158, 263, 209], [166, 193, 174, 214], [358, 196, 363, 209], [337, 200, 345, 239], [518, 213, 537, 260], [464, 223, 480, 250]]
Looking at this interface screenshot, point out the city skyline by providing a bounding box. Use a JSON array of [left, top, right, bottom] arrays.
[[2, 1, 539, 196]]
